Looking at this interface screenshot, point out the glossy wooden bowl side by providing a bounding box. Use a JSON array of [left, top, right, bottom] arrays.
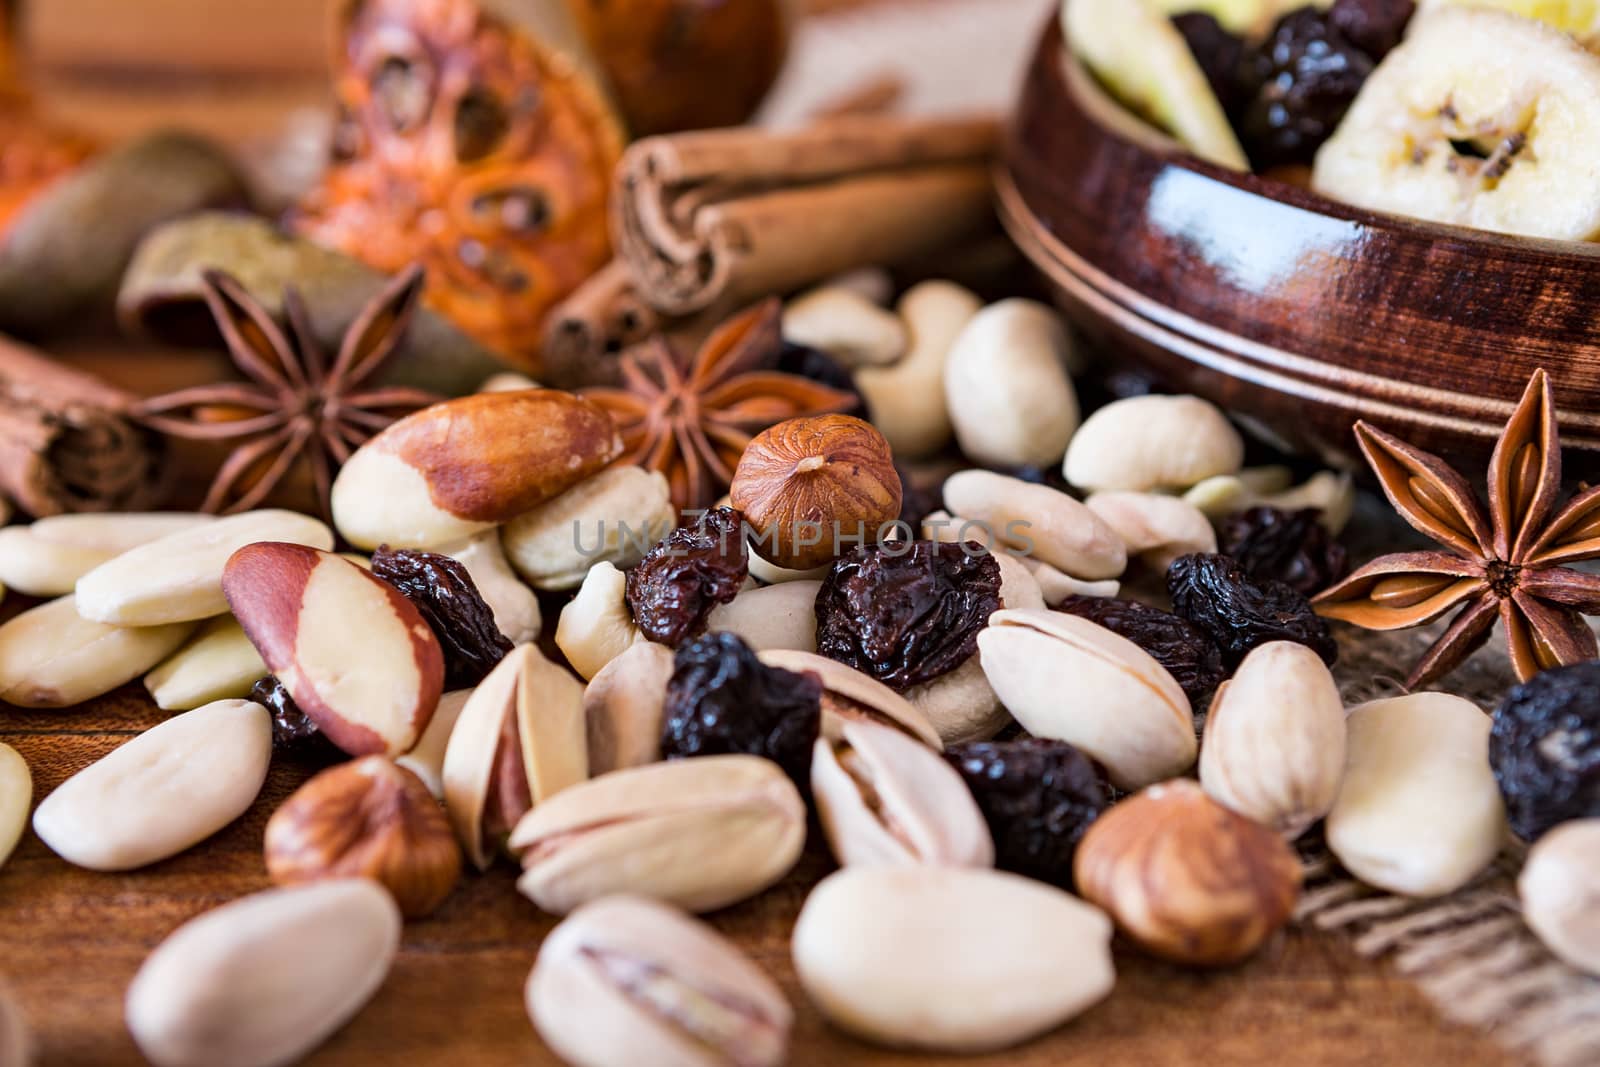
[[1001, 17, 1600, 472]]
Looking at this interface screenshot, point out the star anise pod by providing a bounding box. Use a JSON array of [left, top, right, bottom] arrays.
[[135, 264, 443, 517], [1315, 370, 1600, 689], [579, 299, 857, 511]]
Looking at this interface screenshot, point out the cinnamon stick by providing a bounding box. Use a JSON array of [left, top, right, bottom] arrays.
[[538, 260, 662, 389], [613, 115, 1000, 316], [0, 335, 165, 516]]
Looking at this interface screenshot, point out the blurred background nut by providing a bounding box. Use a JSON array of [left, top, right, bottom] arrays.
[[944, 299, 1080, 469], [1327, 693, 1506, 898], [731, 414, 902, 571], [265, 757, 461, 920], [1064, 395, 1244, 492], [706, 581, 822, 654], [501, 467, 674, 591], [584, 642, 675, 776], [782, 284, 907, 368], [978, 610, 1195, 789], [1518, 819, 1600, 976], [527, 895, 792, 1067], [1084, 491, 1217, 571], [943, 471, 1126, 580], [1199, 641, 1346, 839], [792, 866, 1114, 1051], [812, 719, 993, 869], [556, 562, 646, 681], [1074, 780, 1303, 966], [855, 281, 981, 459], [0, 743, 30, 871]]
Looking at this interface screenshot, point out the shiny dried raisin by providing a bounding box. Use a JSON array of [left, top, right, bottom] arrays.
[[1238, 8, 1373, 169], [1167, 552, 1337, 668], [1218, 506, 1349, 595], [815, 541, 1002, 690], [1328, 0, 1415, 59], [1056, 595, 1223, 707], [1172, 11, 1249, 115], [945, 738, 1107, 888], [1490, 662, 1600, 842], [626, 507, 749, 647], [660, 632, 822, 787], [252, 676, 335, 755], [372, 545, 512, 688]]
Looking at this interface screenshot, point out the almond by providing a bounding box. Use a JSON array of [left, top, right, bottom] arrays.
[[223, 543, 444, 757], [143, 616, 268, 711], [0, 595, 194, 708], [0, 512, 214, 597], [330, 390, 623, 550]]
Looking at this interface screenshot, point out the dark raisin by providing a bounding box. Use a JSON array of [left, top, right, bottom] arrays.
[[1167, 552, 1337, 668], [252, 676, 333, 754], [626, 507, 749, 647], [1172, 12, 1250, 114], [371, 545, 512, 688], [660, 632, 822, 787], [1056, 595, 1224, 707], [1490, 662, 1600, 842], [815, 541, 1002, 690], [1328, 0, 1415, 59], [896, 467, 941, 533], [1238, 9, 1374, 169], [945, 738, 1108, 888], [1218, 506, 1349, 595], [778, 340, 865, 415]]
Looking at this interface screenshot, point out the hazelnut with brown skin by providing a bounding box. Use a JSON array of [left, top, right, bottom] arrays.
[[731, 414, 902, 571], [265, 757, 462, 919], [1073, 779, 1302, 966]]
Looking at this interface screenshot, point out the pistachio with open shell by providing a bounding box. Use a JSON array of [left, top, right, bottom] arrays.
[[758, 649, 942, 750]]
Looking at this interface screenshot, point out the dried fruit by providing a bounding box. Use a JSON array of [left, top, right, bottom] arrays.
[[1490, 661, 1600, 842], [1172, 12, 1249, 115], [625, 507, 749, 646], [1238, 8, 1374, 169], [815, 541, 1002, 691], [1218, 506, 1348, 595], [1055, 595, 1224, 707], [661, 632, 822, 787], [944, 739, 1107, 888], [897, 468, 941, 533], [778, 340, 865, 412], [372, 544, 512, 688], [1168, 553, 1337, 669], [252, 676, 336, 754], [1328, 0, 1415, 59]]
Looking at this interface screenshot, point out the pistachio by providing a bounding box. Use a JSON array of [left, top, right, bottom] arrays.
[[978, 609, 1196, 789], [813, 720, 992, 868], [1064, 395, 1244, 492], [74, 509, 333, 625], [0, 742, 31, 870], [855, 281, 981, 458], [508, 755, 805, 915], [943, 470, 1126, 580], [705, 581, 822, 653], [1326, 693, 1506, 897], [792, 866, 1114, 1051], [1518, 819, 1600, 976], [501, 467, 675, 591], [993, 550, 1046, 612], [584, 642, 676, 776], [441, 530, 541, 645], [143, 616, 268, 711], [395, 688, 473, 799], [0, 512, 213, 597], [32, 699, 271, 871], [556, 561, 647, 681], [1084, 491, 1217, 570], [759, 649, 942, 749], [442, 645, 588, 869], [528, 895, 792, 1067], [945, 300, 1081, 469], [1199, 642, 1346, 838], [782, 284, 907, 368], [0, 595, 194, 707], [906, 655, 1010, 746], [125, 880, 400, 1067]]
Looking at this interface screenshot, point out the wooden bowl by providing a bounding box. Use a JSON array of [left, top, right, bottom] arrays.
[[1000, 16, 1600, 474]]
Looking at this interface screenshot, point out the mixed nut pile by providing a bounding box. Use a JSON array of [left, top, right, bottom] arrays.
[[1, 271, 1599, 1067]]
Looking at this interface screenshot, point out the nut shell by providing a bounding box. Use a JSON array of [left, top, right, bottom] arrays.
[[1074, 779, 1302, 966], [731, 414, 901, 570], [265, 757, 462, 919]]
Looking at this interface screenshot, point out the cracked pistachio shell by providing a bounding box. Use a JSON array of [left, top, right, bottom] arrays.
[[792, 866, 1114, 1052], [943, 470, 1126, 580], [509, 755, 805, 915], [0, 743, 31, 871], [978, 609, 1195, 790], [813, 720, 993, 869], [0, 512, 214, 597], [1064, 395, 1244, 492], [1326, 693, 1505, 898], [1199, 642, 1345, 839], [501, 466, 674, 590], [583, 641, 675, 776], [705, 581, 821, 653], [1519, 819, 1600, 976], [528, 895, 792, 1067], [442, 645, 588, 870], [0, 595, 194, 708], [758, 649, 941, 749]]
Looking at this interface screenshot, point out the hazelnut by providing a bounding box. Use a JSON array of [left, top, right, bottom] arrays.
[[1073, 779, 1302, 966], [264, 757, 462, 919], [730, 414, 902, 570]]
